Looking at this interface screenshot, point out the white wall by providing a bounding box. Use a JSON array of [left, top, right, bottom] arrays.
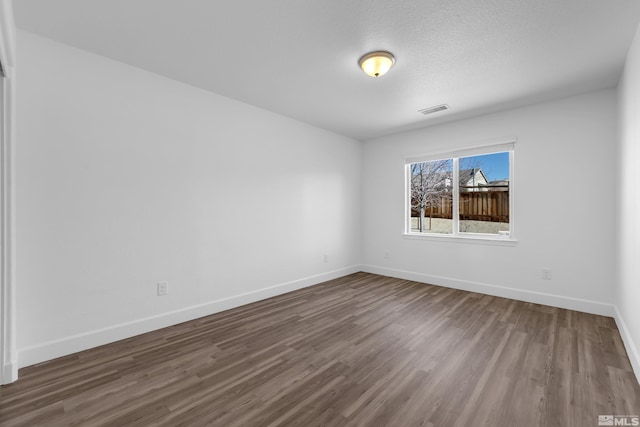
[[617, 23, 640, 378], [16, 31, 362, 366], [362, 89, 618, 314]]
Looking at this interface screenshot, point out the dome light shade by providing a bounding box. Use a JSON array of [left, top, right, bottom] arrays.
[[358, 51, 395, 77]]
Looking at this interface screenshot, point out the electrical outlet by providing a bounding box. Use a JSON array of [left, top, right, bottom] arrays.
[[541, 269, 552, 280], [324, 254, 329, 263], [157, 282, 168, 296]]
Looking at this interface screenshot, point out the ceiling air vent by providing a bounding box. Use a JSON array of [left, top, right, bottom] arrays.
[[418, 104, 450, 116]]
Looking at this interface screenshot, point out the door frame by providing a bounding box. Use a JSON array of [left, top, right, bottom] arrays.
[[0, 0, 17, 385]]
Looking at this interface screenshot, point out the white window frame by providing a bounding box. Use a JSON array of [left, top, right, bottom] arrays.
[[404, 138, 517, 246]]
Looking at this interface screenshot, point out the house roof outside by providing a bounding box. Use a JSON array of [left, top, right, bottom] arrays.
[[459, 168, 488, 187], [459, 169, 510, 191]]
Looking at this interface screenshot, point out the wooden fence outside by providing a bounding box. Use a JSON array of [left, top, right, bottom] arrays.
[[411, 190, 509, 223]]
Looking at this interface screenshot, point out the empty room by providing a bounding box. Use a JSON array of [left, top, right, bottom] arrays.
[[1, 0, 640, 426]]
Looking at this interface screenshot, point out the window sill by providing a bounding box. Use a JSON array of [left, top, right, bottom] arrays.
[[402, 232, 518, 246]]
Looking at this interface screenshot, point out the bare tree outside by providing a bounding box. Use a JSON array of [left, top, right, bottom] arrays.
[[410, 159, 453, 232]]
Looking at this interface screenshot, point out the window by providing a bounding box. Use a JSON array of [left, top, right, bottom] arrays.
[[405, 141, 514, 240]]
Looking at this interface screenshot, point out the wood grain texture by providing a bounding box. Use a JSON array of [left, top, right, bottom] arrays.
[[1, 272, 638, 426]]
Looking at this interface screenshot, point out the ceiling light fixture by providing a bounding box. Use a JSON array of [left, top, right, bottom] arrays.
[[358, 51, 395, 77]]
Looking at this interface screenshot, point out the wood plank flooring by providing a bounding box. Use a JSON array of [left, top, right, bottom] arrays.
[[1, 272, 639, 426]]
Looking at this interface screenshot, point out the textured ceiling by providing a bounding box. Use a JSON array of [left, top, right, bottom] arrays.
[[13, 0, 640, 140]]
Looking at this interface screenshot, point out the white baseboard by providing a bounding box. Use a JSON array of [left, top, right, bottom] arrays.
[[613, 306, 640, 382], [360, 265, 616, 317], [18, 265, 361, 368], [1, 360, 18, 385], [17, 265, 639, 387]]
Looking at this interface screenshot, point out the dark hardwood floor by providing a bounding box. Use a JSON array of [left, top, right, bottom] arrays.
[[1, 272, 639, 426]]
